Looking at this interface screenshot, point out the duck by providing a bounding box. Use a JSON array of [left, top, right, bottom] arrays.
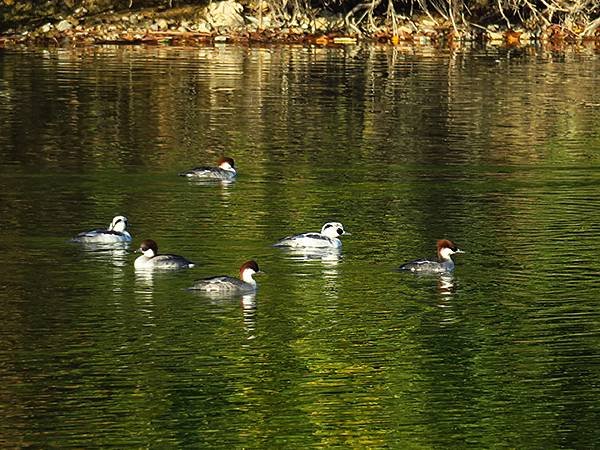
[[71, 215, 132, 244], [274, 222, 349, 249], [134, 239, 195, 270], [398, 239, 464, 273], [179, 156, 236, 181], [188, 260, 260, 294]]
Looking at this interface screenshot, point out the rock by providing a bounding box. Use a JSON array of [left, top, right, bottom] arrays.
[[194, 21, 212, 33], [156, 18, 169, 30], [245, 15, 259, 25], [74, 7, 88, 17], [520, 31, 532, 42], [488, 31, 504, 42], [40, 23, 53, 33], [207, 0, 245, 30], [314, 17, 329, 32], [246, 14, 272, 29], [56, 19, 72, 32]]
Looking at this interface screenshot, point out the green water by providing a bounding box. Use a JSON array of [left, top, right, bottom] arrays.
[[0, 45, 599, 448]]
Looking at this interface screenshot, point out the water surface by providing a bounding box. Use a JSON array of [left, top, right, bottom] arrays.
[[1, 45, 599, 448]]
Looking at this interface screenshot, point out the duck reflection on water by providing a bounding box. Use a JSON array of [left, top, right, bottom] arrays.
[[277, 246, 342, 265], [437, 273, 457, 297], [181, 175, 236, 206], [134, 266, 156, 299], [76, 241, 130, 268], [189, 289, 258, 339]]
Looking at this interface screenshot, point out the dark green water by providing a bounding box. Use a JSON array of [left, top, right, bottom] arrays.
[[0, 45, 599, 448]]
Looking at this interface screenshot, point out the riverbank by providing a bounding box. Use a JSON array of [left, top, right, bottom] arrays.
[[1, 1, 599, 48]]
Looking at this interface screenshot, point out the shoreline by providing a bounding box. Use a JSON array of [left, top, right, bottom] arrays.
[[1, 3, 599, 49]]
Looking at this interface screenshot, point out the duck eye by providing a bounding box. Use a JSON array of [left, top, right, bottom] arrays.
[[337, 228, 343, 235]]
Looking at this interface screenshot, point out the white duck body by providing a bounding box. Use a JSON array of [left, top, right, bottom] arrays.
[[274, 222, 348, 249], [134, 239, 195, 270], [72, 215, 132, 244]]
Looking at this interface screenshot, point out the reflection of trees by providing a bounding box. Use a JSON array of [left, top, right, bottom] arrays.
[[3, 46, 597, 170]]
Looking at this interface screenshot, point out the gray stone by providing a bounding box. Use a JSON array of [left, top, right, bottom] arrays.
[[207, 0, 245, 30], [156, 18, 169, 31], [314, 17, 328, 31], [194, 21, 212, 33], [56, 19, 73, 32]]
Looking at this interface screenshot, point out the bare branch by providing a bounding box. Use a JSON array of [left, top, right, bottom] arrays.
[[497, 0, 512, 28]]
